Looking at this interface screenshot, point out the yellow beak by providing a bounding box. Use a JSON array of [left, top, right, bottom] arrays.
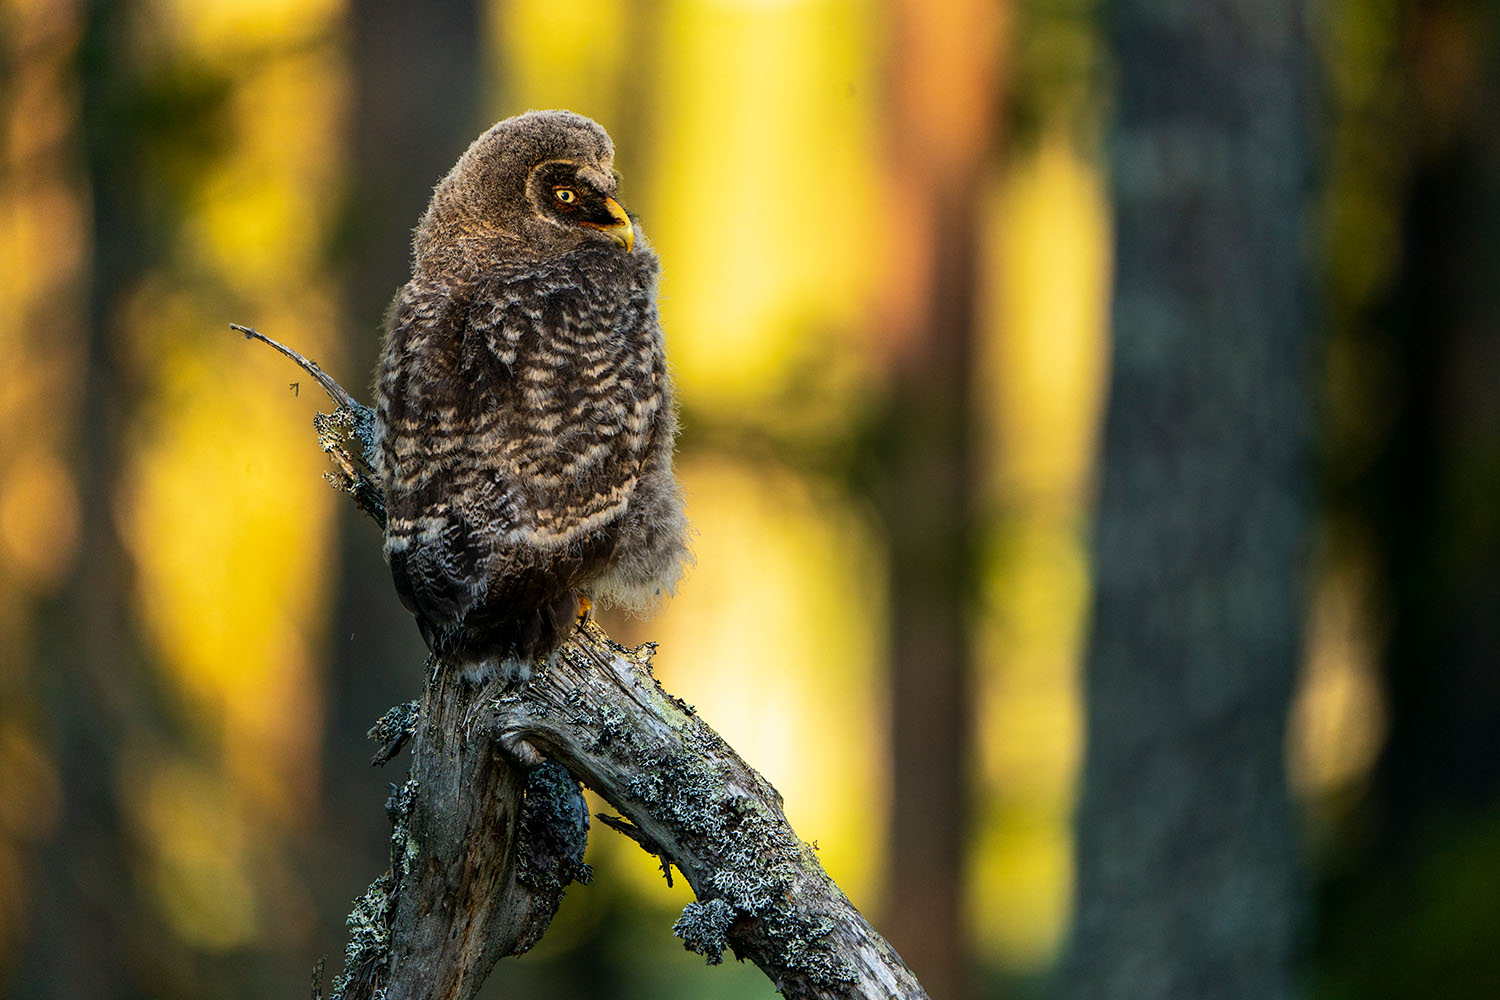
[[584, 196, 634, 252]]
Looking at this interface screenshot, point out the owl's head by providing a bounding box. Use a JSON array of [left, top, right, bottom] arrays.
[[415, 110, 638, 271]]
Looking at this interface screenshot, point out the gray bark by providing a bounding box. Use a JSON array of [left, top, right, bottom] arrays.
[[489, 625, 926, 999], [334, 677, 590, 1000], [1062, 1, 1313, 998]]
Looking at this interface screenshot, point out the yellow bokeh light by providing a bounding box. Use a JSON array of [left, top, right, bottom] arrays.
[[0, 449, 80, 593], [643, 0, 879, 412], [0, 0, 88, 967], [125, 752, 260, 950], [156, 0, 343, 56], [969, 130, 1112, 971], [104, 1, 348, 945], [969, 806, 1076, 968], [649, 455, 887, 905], [119, 328, 335, 810], [1289, 554, 1387, 797], [181, 46, 349, 298], [494, 0, 631, 125], [982, 131, 1112, 506]]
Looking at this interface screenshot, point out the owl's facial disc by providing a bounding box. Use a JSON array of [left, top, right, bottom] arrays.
[[532, 160, 635, 252]]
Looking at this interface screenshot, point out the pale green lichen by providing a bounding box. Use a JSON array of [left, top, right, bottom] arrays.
[[515, 761, 593, 893], [368, 700, 418, 747], [385, 777, 420, 877], [600, 711, 856, 987], [329, 773, 418, 999], [673, 898, 734, 964], [330, 874, 393, 998]]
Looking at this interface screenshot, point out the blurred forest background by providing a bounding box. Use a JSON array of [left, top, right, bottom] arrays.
[[1, 0, 1497, 998]]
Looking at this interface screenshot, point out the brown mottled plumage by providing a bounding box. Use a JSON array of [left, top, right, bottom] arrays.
[[374, 111, 690, 681]]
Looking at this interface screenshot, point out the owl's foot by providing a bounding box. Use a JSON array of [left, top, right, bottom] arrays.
[[575, 595, 593, 626]]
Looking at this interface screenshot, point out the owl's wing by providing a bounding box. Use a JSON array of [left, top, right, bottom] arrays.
[[377, 279, 499, 631], [376, 265, 651, 647], [463, 263, 656, 543]]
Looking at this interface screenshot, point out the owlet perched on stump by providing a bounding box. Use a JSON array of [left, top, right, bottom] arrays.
[[374, 110, 690, 682]]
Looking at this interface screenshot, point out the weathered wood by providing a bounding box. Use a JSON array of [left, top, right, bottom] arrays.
[[236, 325, 925, 999], [382, 668, 590, 1000], [333, 725, 587, 1000], [487, 626, 927, 999]]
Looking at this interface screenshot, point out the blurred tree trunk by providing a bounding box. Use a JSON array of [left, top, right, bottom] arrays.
[[19, 3, 169, 996], [1062, 2, 1312, 998], [1365, 0, 1500, 854], [321, 0, 484, 911], [1315, 3, 1500, 994], [875, 2, 1005, 998]]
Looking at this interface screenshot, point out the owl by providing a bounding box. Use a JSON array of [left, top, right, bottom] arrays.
[[374, 110, 690, 682]]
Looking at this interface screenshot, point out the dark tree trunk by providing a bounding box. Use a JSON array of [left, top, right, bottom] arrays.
[[878, 187, 984, 1000], [321, 0, 486, 917], [1365, 0, 1500, 852], [18, 3, 171, 996], [1063, 2, 1313, 998], [1314, 4, 1500, 995], [345, 0, 484, 333], [874, 3, 1005, 998]]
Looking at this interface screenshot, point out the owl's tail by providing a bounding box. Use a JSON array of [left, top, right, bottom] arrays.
[[417, 590, 583, 685]]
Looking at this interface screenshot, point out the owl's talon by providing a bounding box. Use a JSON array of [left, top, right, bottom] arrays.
[[576, 595, 593, 626]]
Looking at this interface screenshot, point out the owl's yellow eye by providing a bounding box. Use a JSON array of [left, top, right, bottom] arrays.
[[553, 187, 578, 205]]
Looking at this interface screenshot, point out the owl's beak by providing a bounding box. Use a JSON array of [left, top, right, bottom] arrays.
[[582, 196, 635, 252]]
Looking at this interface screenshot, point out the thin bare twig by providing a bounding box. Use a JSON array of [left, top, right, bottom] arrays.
[[230, 323, 360, 411], [230, 323, 386, 528]]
